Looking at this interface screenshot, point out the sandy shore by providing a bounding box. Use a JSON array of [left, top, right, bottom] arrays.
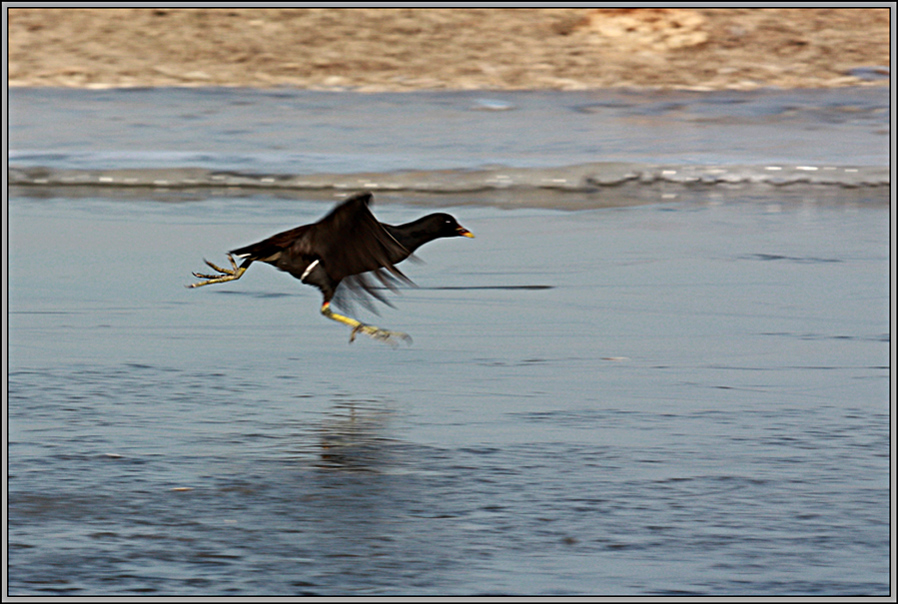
[[8, 8, 891, 91]]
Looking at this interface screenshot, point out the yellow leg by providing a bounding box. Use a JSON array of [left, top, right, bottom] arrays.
[[188, 254, 247, 288], [321, 302, 411, 346]]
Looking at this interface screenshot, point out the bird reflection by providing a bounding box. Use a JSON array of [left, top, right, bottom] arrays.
[[315, 401, 398, 473]]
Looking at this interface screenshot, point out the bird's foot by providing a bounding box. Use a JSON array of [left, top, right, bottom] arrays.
[[188, 254, 246, 288], [321, 303, 411, 346], [349, 323, 412, 346]]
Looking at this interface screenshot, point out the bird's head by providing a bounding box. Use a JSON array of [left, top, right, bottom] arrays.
[[432, 213, 475, 239]]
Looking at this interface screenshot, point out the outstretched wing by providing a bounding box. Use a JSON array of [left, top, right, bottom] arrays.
[[310, 192, 414, 311], [332, 269, 411, 315], [311, 192, 410, 281], [226, 193, 396, 270]]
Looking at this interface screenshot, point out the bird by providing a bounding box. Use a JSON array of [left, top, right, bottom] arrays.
[[188, 191, 474, 344]]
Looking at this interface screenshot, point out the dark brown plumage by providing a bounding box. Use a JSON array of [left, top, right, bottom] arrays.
[[188, 191, 473, 343]]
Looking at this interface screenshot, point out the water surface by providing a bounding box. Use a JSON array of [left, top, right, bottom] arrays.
[[8, 191, 890, 596], [7, 85, 891, 596]]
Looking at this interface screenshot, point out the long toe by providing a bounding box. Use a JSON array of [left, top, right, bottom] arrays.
[[203, 260, 234, 275], [349, 324, 412, 346]]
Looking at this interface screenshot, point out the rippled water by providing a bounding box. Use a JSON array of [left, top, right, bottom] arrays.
[[8, 192, 890, 596], [7, 86, 892, 596], [9, 86, 890, 192]]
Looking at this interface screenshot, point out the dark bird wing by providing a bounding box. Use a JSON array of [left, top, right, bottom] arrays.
[[311, 192, 414, 311], [311, 192, 410, 281], [333, 270, 411, 314]]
